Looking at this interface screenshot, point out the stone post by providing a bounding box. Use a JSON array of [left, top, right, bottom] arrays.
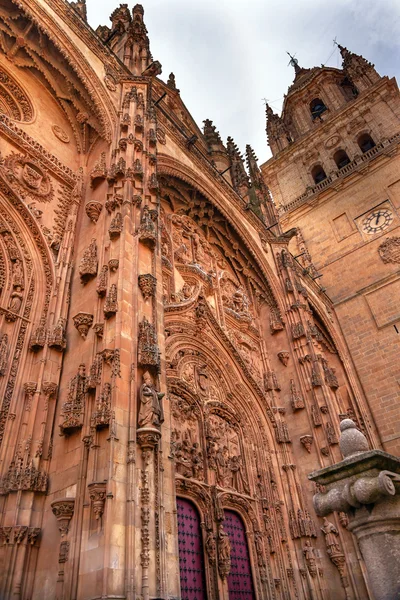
[[309, 419, 400, 600]]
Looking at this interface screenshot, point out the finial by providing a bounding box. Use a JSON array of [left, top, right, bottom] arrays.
[[339, 419, 369, 458], [167, 72, 179, 92], [287, 51, 301, 75]]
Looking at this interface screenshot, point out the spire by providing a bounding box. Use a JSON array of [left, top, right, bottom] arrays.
[[101, 4, 160, 76], [167, 72, 179, 92], [70, 0, 87, 21], [287, 52, 301, 75], [203, 120, 224, 151], [245, 145, 278, 227], [265, 103, 292, 157], [226, 137, 249, 195], [337, 43, 380, 91]]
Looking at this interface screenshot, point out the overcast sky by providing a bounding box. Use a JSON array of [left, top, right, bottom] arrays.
[[87, 0, 400, 164]]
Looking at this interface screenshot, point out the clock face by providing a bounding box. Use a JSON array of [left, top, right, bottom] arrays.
[[362, 208, 393, 234]]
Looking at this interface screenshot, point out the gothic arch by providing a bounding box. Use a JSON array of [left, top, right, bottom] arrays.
[[158, 155, 286, 318], [1, 0, 116, 147]]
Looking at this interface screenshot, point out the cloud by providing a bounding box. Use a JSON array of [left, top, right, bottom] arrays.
[[87, 0, 400, 163]]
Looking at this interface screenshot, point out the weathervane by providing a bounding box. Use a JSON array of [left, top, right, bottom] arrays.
[[287, 51, 300, 74]]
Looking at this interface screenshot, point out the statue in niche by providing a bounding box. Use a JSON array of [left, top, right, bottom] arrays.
[[216, 446, 232, 488], [321, 517, 341, 557], [217, 525, 231, 580], [12, 259, 24, 289], [232, 286, 249, 314], [8, 287, 23, 313], [138, 371, 165, 428], [230, 455, 250, 494]]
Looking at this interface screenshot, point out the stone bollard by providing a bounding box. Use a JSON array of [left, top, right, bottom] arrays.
[[309, 420, 400, 600]]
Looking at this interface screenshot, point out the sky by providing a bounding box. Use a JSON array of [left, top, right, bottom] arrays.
[[86, 0, 400, 164]]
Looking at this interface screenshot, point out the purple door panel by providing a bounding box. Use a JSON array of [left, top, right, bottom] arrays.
[[177, 497, 207, 600], [224, 510, 255, 600]]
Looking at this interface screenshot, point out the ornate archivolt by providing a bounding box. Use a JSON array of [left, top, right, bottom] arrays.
[[0, 64, 34, 122], [0, 0, 115, 149]]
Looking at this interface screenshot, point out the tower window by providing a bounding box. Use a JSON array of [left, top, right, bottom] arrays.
[[357, 133, 376, 153], [311, 164, 327, 184], [333, 149, 351, 169], [310, 98, 327, 120]]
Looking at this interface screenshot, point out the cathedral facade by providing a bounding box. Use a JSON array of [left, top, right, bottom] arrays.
[[0, 1, 396, 599]]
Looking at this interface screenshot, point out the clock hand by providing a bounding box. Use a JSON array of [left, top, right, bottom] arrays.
[[375, 213, 381, 226]]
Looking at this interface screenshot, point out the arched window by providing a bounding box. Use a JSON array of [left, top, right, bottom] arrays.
[[311, 165, 327, 184], [340, 76, 358, 101], [177, 498, 207, 600], [333, 149, 351, 169], [310, 98, 327, 120], [223, 510, 255, 600], [358, 133, 376, 153]]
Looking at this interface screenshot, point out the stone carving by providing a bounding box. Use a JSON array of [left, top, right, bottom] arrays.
[[91, 382, 112, 429], [79, 238, 98, 283], [138, 317, 160, 369], [275, 421, 291, 444], [51, 499, 75, 536], [52, 125, 70, 143], [12, 259, 24, 289], [290, 379, 305, 410], [0, 65, 34, 122], [109, 212, 123, 239], [88, 482, 107, 520], [264, 370, 281, 391], [278, 351, 290, 366], [138, 274, 157, 300], [321, 518, 341, 557], [27, 527, 41, 546], [205, 531, 217, 565], [0, 334, 9, 376], [29, 320, 46, 352], [104, 284, 118, 318], [300, 435, 313, 453], [59, 364, 87, 434], [59, 541, 70, 563], [73, 312, 94, 339], [378, 236, 400, 264], [4, 153, 53, 202], [85, 201, 103, 223], [303, 540, 317, 577], [93, 323, 104, 338], [108, 259, 119, 272], [138, 371, 164, 429], [87, 353, 103, 390], [24, 382, 37, 411], [0, 459, 48, 495], [326, 422, 339, 445], [138, 205, 157, 249], [108, 157, 126, 182], [206, 413, 249, 493], [291, 322, 306, 339], [96, 265, 108, 297], [48, 318, 67, 351], [321, 358, 339, 389], [217, 525, 231, 580]]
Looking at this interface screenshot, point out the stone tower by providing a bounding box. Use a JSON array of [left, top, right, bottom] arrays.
[[0, 2, 389, 598], [261, 46, 400, 456]]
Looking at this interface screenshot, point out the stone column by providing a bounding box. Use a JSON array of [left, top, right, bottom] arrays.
[[309, 419, 400, 600]]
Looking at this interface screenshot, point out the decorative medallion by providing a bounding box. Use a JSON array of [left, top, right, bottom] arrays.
[[378, 236, 400, 264], [325, 135, 341, 149], [4, 153, 53, 202], [52, 125, 70, 143]]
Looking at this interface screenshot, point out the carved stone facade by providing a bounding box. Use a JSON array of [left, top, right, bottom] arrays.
[[0, 2, 388, 599]]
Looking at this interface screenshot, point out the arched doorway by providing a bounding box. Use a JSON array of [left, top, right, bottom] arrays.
[[224, 510, 255, 600], [177, 498, 207, 600]]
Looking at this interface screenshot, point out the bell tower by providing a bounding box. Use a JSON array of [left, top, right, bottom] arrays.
[[261, 46, 400, 454]]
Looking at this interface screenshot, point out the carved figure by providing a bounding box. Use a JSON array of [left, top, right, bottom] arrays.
[[12, 259, 24, 288], [321, 518, 341, 556], [217, 525, 231, 580], [138, 371, 165, 428]]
